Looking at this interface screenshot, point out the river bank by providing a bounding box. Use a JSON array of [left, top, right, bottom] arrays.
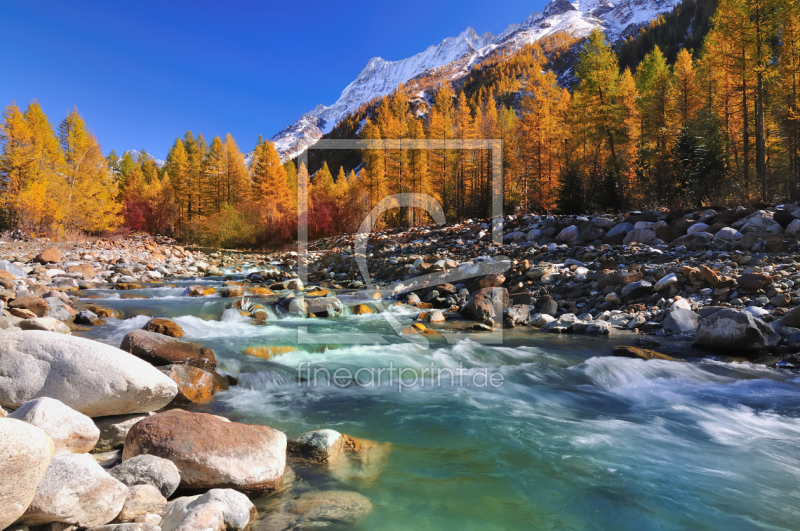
[[2, 205, 800, 530]]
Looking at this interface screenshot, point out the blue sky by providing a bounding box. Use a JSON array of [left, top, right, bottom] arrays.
[[0, 1, 545, 159]]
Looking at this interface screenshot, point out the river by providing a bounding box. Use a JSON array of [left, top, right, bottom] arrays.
[[74, 274, 800, 530]]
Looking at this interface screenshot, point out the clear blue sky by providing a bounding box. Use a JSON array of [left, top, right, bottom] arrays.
[[0, 1, 545, 159]]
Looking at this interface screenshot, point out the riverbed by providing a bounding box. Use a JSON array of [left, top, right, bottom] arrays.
[[75, 275, 800, 530]]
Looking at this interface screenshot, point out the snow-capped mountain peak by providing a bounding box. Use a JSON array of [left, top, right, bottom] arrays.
[[270, 0, 681, 160]]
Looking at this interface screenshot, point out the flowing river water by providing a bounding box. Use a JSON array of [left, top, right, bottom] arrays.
[[73, 274, 800, 530]]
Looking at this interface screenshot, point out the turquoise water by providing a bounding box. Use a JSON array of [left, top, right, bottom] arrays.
[[76, 278, 800, 530]]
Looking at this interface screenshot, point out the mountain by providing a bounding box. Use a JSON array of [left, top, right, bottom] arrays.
[[270, 0, 683, 160], [125, 150, 165, 168]]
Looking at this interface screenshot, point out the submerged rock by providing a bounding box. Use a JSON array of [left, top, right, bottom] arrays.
[[120, 330, 216, 370], [613, 346, 677, 361], [142, 318, 184, 338]]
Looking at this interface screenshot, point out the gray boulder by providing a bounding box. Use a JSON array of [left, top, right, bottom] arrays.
[[623, 229, 656, 245], [109, 454, 181, 498], [662, 309, 699, 335], [606, 222, 635, 238], [621, 281, 652, 301], [0, 260, 26, 278], [695, 309, 780, 353], [0, 331, 178, 417], [556, 225, 580, 243]]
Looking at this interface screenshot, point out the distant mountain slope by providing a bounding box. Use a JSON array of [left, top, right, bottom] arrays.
[[270, 0, 683, 160]]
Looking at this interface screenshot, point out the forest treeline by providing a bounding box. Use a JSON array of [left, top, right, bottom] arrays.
[[0, 0, 798, 248]]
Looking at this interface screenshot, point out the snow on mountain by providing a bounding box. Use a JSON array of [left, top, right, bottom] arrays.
[[125, 150, 165, 168], [270, 0, 682, 160]]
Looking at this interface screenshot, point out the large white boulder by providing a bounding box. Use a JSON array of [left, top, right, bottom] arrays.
[[20, 453, 128, 527], [0, 418, 54, 529], [0, 331, 178, 417], [9, 397, 99, 453], [161, 489, 255, 531]]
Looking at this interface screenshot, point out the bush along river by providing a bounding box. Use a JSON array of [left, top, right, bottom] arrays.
[[5, 204, 800, 529]]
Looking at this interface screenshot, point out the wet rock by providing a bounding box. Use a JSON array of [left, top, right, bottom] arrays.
[[9, 397, 99, 454], [120, 330, 216, 370], [243, 346, 297, 359], [0, 418, 54, 529], [115, 485, 167, 523], [695, 309, 780, 353], [0, 331, 178, 417], [123, 410, 286, 494], [75, 310, 104, 326], [9, 296, 48, 317], [143, 318, 184, 338], [185, 285, 215, 297], [288, 429, 349, 464], [283, 491, 372, 528], [160, 364, 228, 404], [613, 346, 677, 361], [20, 453, 128, 528], [351, 303, 373, 315], [160, 489, 255, 531], [109, 454, 181, 498], [462, 287, 509, 322]]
